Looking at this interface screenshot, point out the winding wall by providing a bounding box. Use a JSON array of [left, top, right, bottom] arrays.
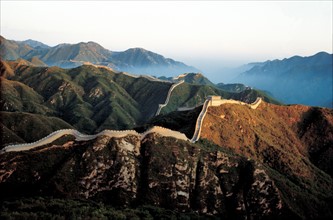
[[155, 80, 185, 116], [141, 126, 188, 141], [190, 100, 210, 143], [1, 126, 189, 153], [1, 97, 262, 153], [190, 97, 262, 143], [210, 97, 262, 109]]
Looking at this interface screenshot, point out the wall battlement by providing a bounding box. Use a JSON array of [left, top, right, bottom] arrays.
[[1, 126, 188, 153]]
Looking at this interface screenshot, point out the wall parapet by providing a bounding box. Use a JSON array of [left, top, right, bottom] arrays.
[[1, 126, 188, 153], [209, 96, 262, 109], [190, 99, 210, 143], [141, 126, 188, 141]]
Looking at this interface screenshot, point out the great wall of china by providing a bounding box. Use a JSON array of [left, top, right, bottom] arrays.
[[1, 96, 262, 153], [1, 126, 188, 153], [190, 99, 210, 143], [190, 96, 262, 143], [155, 80, 185, 115]]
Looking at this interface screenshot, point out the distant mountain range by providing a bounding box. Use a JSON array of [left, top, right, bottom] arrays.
[[0, 36, 199, 76], [2, 36, 331, 108], [235, 52, 333, 108]]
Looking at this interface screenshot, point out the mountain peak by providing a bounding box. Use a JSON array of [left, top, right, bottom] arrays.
[[0, 36, 199, 76], [78, 41, 103, 47], [236, 52, 333, 107], [127, 47, 148, 52], [22, 39, 50, 49]]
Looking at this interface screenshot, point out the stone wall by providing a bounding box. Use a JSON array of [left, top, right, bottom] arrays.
[[1, 126, 189, 153], [1, 96, 262, 153], [155, 80, 185, 115]]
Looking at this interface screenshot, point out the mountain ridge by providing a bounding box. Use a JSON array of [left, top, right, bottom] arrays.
[[0, 36, 199, 76], [0, 59, 279, 147], [235, 52, 333, 107]]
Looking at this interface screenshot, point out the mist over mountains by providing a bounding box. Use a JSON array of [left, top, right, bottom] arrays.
[[0, 36, 199, 76], [235, 52, 333, 108], [2, 36, 332, 108]]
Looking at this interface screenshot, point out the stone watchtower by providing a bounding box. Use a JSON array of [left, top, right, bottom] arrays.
[[207, 95, 223, 106]]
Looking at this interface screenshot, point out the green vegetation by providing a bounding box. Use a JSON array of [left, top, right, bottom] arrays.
[[138, 106, 202, 138], [161, 82, 280, 114], [215, 83, 248, 93], [1, 60, 278, 146], [0, 197, 214, 220], [1, 112, 73, 149], [1, 62, 171, 137], [176, 73, 216, 86]]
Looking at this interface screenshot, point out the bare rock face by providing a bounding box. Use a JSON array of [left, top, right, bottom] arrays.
[[78, 135, 140, 204], [0, 132, 291, 219]]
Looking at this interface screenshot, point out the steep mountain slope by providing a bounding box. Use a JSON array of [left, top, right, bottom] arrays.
[[27, 41, 113, 66], [20, 39, 50, 49], [1, 77, 54, 115], [0, 114, 332, 219], [159, 73, 281, 106], [199, 101, 333, 219], [27, 56, 47, 66], [1, 61, 172, 134], [1, 60, 277, 146], [0, 133, 300, 219], [160, 82, 281, 114], [0, 36, 33, 60], [109, 48, 199, 76], [236, 52, 333, 107], [216, 83, 249, 93], [1, 112, 73, 147], [139, 100, 333, 219], [171, 73, 215, 86], [0, 36, 198, 75]]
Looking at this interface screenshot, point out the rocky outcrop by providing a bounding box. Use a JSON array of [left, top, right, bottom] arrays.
[[0, 133, 289, 218]]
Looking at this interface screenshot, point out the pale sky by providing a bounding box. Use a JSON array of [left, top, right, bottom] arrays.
[[1, 1, 332, 67]]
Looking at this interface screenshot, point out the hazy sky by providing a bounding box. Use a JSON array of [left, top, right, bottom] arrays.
[[1, 1, 332, 68]]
